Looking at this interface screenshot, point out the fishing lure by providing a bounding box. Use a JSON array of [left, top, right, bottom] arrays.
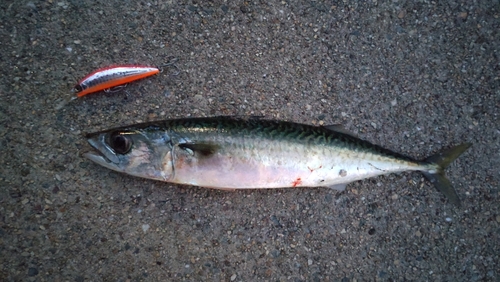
[[73, 58, 179, 98], [73, 65, 160, 98]]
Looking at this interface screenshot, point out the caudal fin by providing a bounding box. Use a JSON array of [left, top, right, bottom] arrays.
[[421, 143, 472, 207]]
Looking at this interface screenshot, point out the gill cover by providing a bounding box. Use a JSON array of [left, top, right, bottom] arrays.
[[84, 129, 175, 181]]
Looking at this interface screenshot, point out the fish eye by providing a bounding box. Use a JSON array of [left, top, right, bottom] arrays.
[[74, 84, 83, 92], [109, 132, 132, 154]]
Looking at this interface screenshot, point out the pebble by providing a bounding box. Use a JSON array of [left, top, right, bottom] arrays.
[[378, 270, 388, 278], [28, 267, 38, 276], [230, 274, 237, 281], [142, 224, 150, 233], [496, 215, 500, 223], [308, 259, 313, 266]]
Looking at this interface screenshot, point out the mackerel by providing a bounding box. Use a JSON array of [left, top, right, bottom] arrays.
[[84, 117, 471, 206]]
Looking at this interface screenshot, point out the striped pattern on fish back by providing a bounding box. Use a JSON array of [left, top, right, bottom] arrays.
[[138, 117, 418, 163]]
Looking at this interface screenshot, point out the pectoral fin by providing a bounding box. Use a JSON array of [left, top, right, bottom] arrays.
[[178, 143, 219, 157]]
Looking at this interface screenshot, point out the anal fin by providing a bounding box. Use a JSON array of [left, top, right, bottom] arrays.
[[328, 183, 347, 191]]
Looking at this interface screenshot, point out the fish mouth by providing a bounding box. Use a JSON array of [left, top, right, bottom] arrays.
[[84, 134, 122, 171], [82, 151, 123, 172]]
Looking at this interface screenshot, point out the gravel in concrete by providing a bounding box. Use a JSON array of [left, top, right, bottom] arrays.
[[0, 0, 498, 281]]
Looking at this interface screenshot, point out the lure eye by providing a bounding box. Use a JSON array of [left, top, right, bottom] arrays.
[[74, 84, 83, 92], [108, 132, 132, 154]]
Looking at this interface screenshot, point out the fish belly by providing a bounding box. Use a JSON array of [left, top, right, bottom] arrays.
[[169, 142, 424, 189]]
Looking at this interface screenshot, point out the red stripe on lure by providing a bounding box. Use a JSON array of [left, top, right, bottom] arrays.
[[74, 65, 160, 98]]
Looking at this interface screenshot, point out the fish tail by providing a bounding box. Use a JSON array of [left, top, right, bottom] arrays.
[[421, 143, 472, 207]]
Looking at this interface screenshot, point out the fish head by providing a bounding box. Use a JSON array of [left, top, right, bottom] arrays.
[[84, 128, 174, 181]]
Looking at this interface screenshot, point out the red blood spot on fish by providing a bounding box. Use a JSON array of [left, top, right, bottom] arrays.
[[292, 177, 302, 187]]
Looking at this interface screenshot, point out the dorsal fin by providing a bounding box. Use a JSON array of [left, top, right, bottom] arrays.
[[323, 124, 358, 137]]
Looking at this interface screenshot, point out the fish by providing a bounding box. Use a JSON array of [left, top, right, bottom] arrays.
[[83, 117, 471, 206], [74, 65, 160, 98]]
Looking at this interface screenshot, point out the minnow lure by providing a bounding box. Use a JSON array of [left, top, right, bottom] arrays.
[[73, 65, 160, 98]]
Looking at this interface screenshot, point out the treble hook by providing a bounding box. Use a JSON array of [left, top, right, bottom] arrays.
[[157, 56, 180, 76]]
